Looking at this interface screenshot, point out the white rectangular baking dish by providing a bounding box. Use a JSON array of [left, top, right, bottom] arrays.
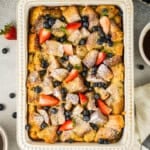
[[17, 0, 134, 150]]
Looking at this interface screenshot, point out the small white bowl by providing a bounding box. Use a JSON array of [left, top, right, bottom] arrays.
[[139, 22, 150, 66], [0, 126, 8, 150]]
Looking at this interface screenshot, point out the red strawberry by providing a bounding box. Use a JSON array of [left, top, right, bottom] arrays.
[[63, 44, 73, 56], [97, 99, 112, 115], [65, 69, 79, 83], [59, 120, 73, 131], [96, 52, 106, 65], [39, 94, 59, 106], [39, 28, 51, 44], [66, 22, 81, 30], [0, 24, 16, 40], [79, 93, 88, 106]]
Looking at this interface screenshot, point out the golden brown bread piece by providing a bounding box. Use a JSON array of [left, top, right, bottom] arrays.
[[29, 7, 45, 25], [37, 126, 58, 143], [28, 33, 40, 53]]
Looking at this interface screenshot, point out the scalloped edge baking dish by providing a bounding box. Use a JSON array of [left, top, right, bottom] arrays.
[[17, 0, 134, 149]]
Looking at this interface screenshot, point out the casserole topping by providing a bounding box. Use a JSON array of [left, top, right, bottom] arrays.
[[27, 5, 124, 144]]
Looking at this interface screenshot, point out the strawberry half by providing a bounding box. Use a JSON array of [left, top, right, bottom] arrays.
[[39, 94, 59, 106], [66, 22, 81, 30], [65, 69, 79, 83], [39, 28, 51, 44], [97, 99, 112, 115], [59, 120, 73, 131], [96, 52, 106, 65], [0, 24, 16, 40], [79, 93, 88, 106]]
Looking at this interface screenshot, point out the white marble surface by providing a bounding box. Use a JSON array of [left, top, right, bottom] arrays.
[[0, 0, 149, 150]]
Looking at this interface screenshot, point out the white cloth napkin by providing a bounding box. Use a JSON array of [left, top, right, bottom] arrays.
[[134, 83, 150, 150]]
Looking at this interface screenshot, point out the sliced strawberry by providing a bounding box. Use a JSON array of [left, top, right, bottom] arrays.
[[65, 69, 79, 83], [79, 93, 88, 106], [39, 28, 51, 44], [97, 99, 112, 115], [59, 120, 73, 131], [96, 52, 106, 65], [39, 94, 59, 106], [0, 24, 16, 40], [63, 44, 73, 56], [66, 22, 81, 30]]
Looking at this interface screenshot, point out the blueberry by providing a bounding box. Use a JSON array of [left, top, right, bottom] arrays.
[[83, 115, 90, 122], [43, 21, 50, 29], [9, 93, 16, 99], [56, 130, 62, 135], [43, 106, 50, 111], [25, 124, 31, 131], [66, 64, 73, 71], [82, 110, 90, 116], [136, 64, 144, 70], [91, 26, 103, 33], [12, 112, 17, 119], [41, 59, 49, 68], [96, 82, 108, 89], [83, 65, 88, 72], [0, 104, 5, 111], [65, 116, 71, 120], [60, 16, 66, 22], [48, 17, 56, 27], [61, 88, 67, 94], [90, 123, 98, 131], [45, 14, 50, 20], [105, 34, 111, 40], [58, 36, 67, 42], [64, 111, 72, 117], [39, 70, 46, 77], [107, 53, 113, 58], [40, 122, 48, 129], [98, 139, 109, 144], [2, 48, 9, 54], [84, 81, 90, 87], [91, 66, 97, 75], [61, 55, 68, 61], [66, 139, 74, 143], [93, 82, 99, 87], [88, 87, 93, 92], [79, 39, 87, 45], [81, 71, 87, 77], [50, 108, 58, 114], [97, 37, 106, 45], [94, 93, 100, 100], [33, 86, 42, 93], [53, 81, 61, 87], [82, 21, 89, 29], [81, 16, 88, 22], [107, 39, 113, 47]]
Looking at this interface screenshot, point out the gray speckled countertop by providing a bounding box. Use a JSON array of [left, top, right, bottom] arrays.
[[0, 0, 149, 150]]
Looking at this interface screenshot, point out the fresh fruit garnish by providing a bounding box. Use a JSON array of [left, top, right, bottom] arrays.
[[59, 120, 73, 131], [96, 52, 106, 65], [0, 24, 16, 40], [39, 28, 51, 44], [39, 94, 59, 106], [79, 93, 88, 106], [66, 22, 82, 30], [97, 99, 112, 115], [63, 44, 73, 56], [65, 69, 79, 83]]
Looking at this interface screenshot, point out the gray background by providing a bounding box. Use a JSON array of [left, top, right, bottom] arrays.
[[0, 0, 149, 150]]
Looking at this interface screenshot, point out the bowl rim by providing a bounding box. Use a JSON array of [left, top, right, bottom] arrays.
[[0, 126, 8, 150], [139, 22, 150, 66]]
